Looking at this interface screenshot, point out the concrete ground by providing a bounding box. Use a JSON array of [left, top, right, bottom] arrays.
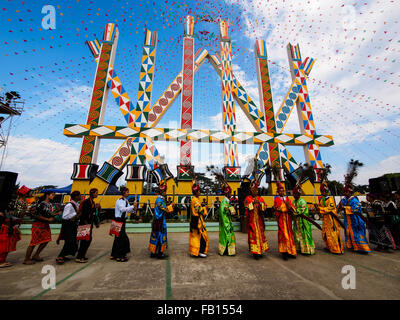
[[1, 222, 400, 300]]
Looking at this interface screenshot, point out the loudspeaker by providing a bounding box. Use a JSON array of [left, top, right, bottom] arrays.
[[0, 171, 18, 211], [390, 177, 400, 192], [369, 177, 391, 194]]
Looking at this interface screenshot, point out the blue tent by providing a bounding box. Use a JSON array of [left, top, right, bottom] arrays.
[[41, 184, 72, 194]]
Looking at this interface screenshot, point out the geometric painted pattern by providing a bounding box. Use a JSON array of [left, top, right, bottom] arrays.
[[275, 45, 315, 132], [96, 162, 123, 184], [255, 39, 281, 172], [180, 16, 195, 166], [146, 48, 208, 128], [86, 31, 162, 174], [87, 39, 133, 125], [208, 54, 266, 132], [133, 30, 157, 128], [64, 124, 334, 147], [109, 137, 134, 169], [220, 20, 238, 167], [71, 163, 99, 180], [177, 165, 194, 181], [79, 25, 117, 164], [285, 43, 322, 169], [125, 164, 147, 181], [209, 52, 299, 176]]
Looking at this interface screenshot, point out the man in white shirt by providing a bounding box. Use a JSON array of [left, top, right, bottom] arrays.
[[111, 187, 136, 262], [56, 191, 81, 264]]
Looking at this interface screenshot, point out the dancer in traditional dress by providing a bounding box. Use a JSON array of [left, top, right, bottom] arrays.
[[111, 187, 135, 262], [392, 191, 400, 249], [209, 167, 236, 256], [274, 183, 296, 260], [149, 180, 171, 259], [219, 185, 236, 257], [0, 186, 31, 267], [338, 160, 370, 253], [75, 188, 100, 263], [56, 191, 81, 264], [0, 186, 30, 268], [292, 186, 315, 255], [10, 185, 32, 219], [366, 193, 396, 251], [318, 182, 344, 254], [23, 191, 56, 265], [244, 180, 269, 259], [189, 181, 209, 258]]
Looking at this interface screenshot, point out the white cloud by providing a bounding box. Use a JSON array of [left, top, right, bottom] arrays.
[[2, 136, 80, 187], [356, 154, 400, 185]]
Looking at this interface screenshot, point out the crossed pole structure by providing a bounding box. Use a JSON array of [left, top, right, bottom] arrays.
[[65, 17, 334, 197]]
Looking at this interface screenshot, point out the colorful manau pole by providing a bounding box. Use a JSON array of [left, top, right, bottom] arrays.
[[179, 16, 195, 167], [219, 20, 239, 169], [71, 23, 119, 184], [254, 39, 283, 180], [207, 53, 300, 177], [272, 44, 321, 174], [286, 44, 322, 173], [79, 23, 119, 165]]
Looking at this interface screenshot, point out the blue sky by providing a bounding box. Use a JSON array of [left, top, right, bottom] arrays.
[[0, 0, 399, 187]]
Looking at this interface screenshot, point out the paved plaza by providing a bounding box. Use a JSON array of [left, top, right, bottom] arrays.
[[1, 223, 400, 300]]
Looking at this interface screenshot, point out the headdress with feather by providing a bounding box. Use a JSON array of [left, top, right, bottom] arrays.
[[319, 163, 331, 193], [246, 157, 261, 188], [186, 166, 200, 193], [269, 162, 284, 190], [344, 159, 363, 191], [207, 165, 231, 195]]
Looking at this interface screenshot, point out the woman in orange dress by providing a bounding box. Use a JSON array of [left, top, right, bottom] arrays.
[[189, 183, 209, 258], [244, 181, 269, 259], [274, 184, 296, 260]]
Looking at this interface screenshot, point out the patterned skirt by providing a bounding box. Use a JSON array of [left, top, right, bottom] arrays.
[[0, 223, 21, 254], [368, 218, 396, 249], [30, 222, 51, 246]]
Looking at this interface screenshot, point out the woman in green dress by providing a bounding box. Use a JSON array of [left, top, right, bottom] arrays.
[[218, 185, 236, 256], [292, 186, 315, 255]]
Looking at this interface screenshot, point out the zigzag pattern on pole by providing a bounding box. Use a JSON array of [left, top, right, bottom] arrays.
[[286, 43, 322, 169], [79, 23, 119, 165], [220, 20, 238, 167], [180, 16, 195, 166], [87, 32, 162, 171], [87, 39, 133, 126], [255, 39, 281, 173], [208, 52, 299, 176], [133, 30, 158, 128]]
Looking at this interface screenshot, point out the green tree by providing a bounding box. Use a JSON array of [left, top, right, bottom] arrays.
[[327, 180, 344, 195]]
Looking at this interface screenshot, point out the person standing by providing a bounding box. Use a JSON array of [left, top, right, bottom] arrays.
[[189, 183, 209, 258], [244, 180, 269, 259], [339, 184, 371, 253], [317, 182, 344, 254], [149, 180, 171, 259], [384, 193, 399, 250], [274, 184, 296, 260], [56, 191, 81, 264], [0, 186, 31, 267], [292, 186, 315, 255], [218, 185, 236, 256], [0, 212, 22, 268], [392, 191, 400, 249], [23, 191, 56, 265], [367, 193, 396, 251], [75, 188, 100, 263], [111, 187, 135, 262]]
